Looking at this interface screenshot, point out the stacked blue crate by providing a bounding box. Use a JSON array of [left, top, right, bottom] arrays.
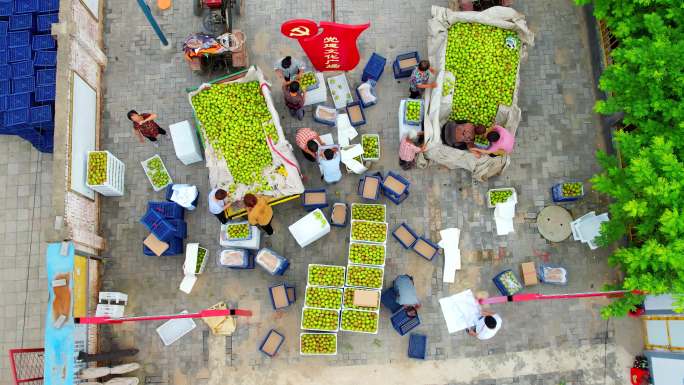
[[140, 203, 188, 257], [0, 1, 57, 152]]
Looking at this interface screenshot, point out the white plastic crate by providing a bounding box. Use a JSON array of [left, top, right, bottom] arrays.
[[349, 220, 389, 245], [345, 263, 385, 290], [300, 307, 340, 332], [86, 150, 125, 196], [156, 311, 196, 346], [141, 154, 173, 192], [306, 263, 346, 288], [347, 242, 386, 267], [304, 285, 344, 310], [183, 243, 208, 275], [300, 332, 338, 356], [339, 308, 380, 334], [360, 134, 380, 162], [486, 188, 517, 208], [350, 203, 387, 222]]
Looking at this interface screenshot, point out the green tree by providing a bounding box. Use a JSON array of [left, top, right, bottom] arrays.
[[575, 0, 684, 316]]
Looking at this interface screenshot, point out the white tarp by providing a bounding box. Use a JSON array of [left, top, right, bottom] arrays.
[[187, 66, 305, 201], [423, 6, 534, 181]]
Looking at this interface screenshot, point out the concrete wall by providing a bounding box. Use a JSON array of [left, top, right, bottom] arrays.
[[48, 0, 106, 254]]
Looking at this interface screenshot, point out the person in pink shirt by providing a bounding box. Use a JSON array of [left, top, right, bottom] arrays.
[[470, 125, 515, 158], [398, 132, 426, 170]]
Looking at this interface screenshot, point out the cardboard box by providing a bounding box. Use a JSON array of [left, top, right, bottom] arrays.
[[521, 262, 538, 286], [270, 285, 289, 309], [144, 233, 169, 256], [260, 330, 284, 357], [331, 203, 347, 225], [362, 177, 379, 199], [383, 174, 408, 196], [348, 105, 363, 122], [352, 289, 380, 308], [304, 191, 326, 205], [399, 57, 418, 70], [412, 238, 438, 261]]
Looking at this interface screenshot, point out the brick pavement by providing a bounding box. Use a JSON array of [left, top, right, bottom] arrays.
[[0, 136, 51, 382], [98, 0, 639, 384]]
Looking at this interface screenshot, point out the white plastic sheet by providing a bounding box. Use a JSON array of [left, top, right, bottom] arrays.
[[187, 66, 305, 201], [423, 6, 534, 181]]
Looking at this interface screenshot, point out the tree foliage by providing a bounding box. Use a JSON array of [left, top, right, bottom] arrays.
[[575, 0, 684, 316]]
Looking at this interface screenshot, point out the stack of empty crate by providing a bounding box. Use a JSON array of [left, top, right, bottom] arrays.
[[141, 201, 187, 256], [0, 0, 58, 153]]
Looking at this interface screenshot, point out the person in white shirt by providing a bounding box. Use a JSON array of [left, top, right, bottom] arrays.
[[208, 188, 230, 224], [467, 310, 502, 340], [318, 147, 342, 184]]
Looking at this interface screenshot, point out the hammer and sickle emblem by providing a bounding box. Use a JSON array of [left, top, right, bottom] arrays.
[[289, 26, 310, 37]]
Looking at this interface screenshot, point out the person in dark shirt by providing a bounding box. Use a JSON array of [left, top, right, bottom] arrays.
[[282, 81, 306, 121], [127, 110, 166, 146]]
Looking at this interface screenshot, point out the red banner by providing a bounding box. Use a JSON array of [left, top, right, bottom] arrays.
[[281, 19, 370, 72]]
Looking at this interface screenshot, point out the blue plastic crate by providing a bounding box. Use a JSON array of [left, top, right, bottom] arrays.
[[492, 269, 523, 297], [551, 182, 584, 203], [381, 288, 402, 314], [18, 129, 40, 144], [302, 188, 328, 211], [0, 39, 6, 52], [268, 283, 291, 310], [345, 101, 366, 127], [0, 65, 9, 80], [225, 251, 255, 270], [362, 52, 386, 82], [390, 308, 421, 336], [29, 104, 50, 123], [35, 68, 54, 85], [0, 2, 11, 17], [10, 60, 32, 78], [258, 329, 284, 358], [382, 171, 410, 198], [11, 76, 33, 93], [38, 0, 58, 12], [9, 14, 32, 31], [33, 50, 55, 66], [385, 189, 409, 205], [36, 13, 57, 32], [0, 125, 32, 135], [408, 334, 427, 359], [14, 0, 38, 13], [355, 80, 377, 108], [393, 51, 420, 79], [3, 107, 28, 126], [329, 202, 348, 227], [143, 235, 184, 256], [8, 46, 30, 62], [32, 34, 55, 50], [168, 218, 187, 239], [148, 218, 177, 242], [357, 173, 383, 201], [392, 223, 418, 249], [8, 31, 30, 48], [0, 21, 7, 36], [34, 84, 54, 101], [255, 247, 289, 276], [411, 237, 439, 261], [0, 50, 7, 64], [140, 209, 163, 229], [8, 92, 29, 110], [148, 201, 184, 219], [0, 95, 7, 111], [0, 79, 10, 95], [164, 183, 200, 207]]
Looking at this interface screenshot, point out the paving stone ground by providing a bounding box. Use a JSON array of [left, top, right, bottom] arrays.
[[0, 137, 51, 382], [98, 1, 640, 384]]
